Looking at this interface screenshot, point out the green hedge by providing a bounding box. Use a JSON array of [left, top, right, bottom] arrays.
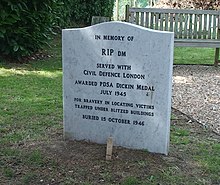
[[0, 0, 115, 60], [0, 0, 71, 59], [70, 0, 115, 25]]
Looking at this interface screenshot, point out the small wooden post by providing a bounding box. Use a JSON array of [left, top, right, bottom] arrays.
[[214, 48, 219, 67], [106, 137, 113, 160], [125, 5, 130, 22], [116, 0, 119, 21], [214, 28, 220, 66]]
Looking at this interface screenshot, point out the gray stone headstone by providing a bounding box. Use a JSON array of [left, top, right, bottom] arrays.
[[62, 21, 174, 155]]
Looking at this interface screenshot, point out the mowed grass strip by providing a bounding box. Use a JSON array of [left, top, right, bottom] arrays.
[[174, 47, 216, 65], [0, 37, 63, 145]]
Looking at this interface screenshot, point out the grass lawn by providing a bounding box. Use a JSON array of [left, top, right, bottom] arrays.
[[174, 47, 216, 65], [0, 37, 219, 184]]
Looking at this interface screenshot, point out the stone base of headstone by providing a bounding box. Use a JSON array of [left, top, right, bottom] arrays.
[[91, 16, 110, 25]]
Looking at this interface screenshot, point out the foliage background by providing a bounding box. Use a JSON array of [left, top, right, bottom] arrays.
[[0, 0, 114, 60], [114, 0, 220, 20], [1, 0, 219, 60], [0, 0, 61, 59], [155, 0, 220, 10]]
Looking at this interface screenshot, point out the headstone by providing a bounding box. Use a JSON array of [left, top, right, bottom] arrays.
[[62, 22, 174, 155]]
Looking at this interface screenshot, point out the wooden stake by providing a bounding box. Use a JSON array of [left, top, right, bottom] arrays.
[[106, 137, 113, 160], [116, 0, 119, 21]]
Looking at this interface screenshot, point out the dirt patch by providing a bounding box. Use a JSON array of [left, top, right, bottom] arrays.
[[172, 65, 220, 135], [1, 109, 219, 185]]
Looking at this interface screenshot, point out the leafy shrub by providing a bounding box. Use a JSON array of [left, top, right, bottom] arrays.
[[0, 0, 115, 60], [0, 0, 65, 59]]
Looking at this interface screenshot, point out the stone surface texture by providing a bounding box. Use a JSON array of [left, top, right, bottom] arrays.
[[62, 22, 174, 154]]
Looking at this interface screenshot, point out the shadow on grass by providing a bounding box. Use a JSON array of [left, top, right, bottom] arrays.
[[0, 36, 62, 72], [0, 70, 63, 145]]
